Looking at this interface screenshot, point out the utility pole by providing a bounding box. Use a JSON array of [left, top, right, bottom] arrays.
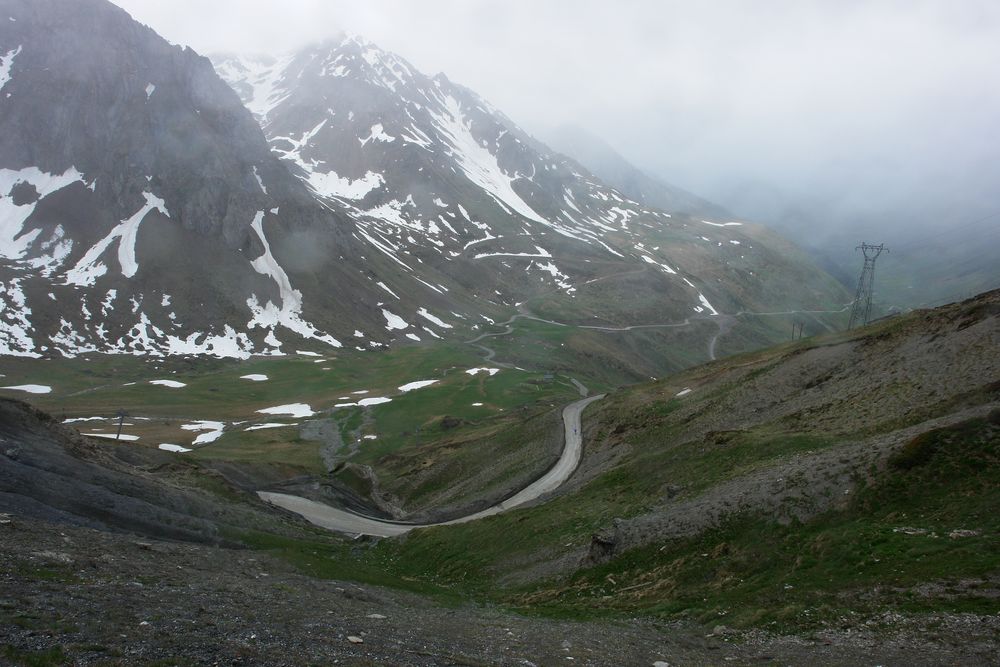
[[848, 242, 887, 330], [115, 408, 127, 440]]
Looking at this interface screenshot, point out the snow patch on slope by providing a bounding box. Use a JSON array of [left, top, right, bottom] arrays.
[[270, 119, 384, 200], [308, 170, 383, 200], [0, 279, 39, 357], [181, 420, 226, 445], [359, 123, 395, 145], [0, 45, 21, 92], [398, 380, 437, 392], [416, 308, 452, 329], [1, 166, 85, 260], [218, 55, 293, 120], [246, 211, 342, 349], [382, 309, 409, 331], [429, 92, 548, 225], [64, 192, 169, 286], [257, 403, 316, 418], [695, 293, 719, 316], [1, 383, 51, 394], [149, 379, 186, 388]]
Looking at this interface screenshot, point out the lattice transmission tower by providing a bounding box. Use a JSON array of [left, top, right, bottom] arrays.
[[847, 242, 887, 329]]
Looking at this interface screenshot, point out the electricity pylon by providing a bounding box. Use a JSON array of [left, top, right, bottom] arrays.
[[848, 242, 887, 330]]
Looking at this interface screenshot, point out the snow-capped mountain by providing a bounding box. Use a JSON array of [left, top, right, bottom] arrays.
[[214, 35, 847, 326]]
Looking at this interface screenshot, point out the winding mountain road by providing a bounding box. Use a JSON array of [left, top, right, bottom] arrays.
[[260, 292, 852, 536], [259, 394, 605, 537]]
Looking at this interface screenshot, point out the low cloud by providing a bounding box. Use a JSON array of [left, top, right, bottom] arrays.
[[115, 0, 1000, 241]]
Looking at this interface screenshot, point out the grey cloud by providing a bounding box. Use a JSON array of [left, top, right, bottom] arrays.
[[114, 0, 1000, 243]]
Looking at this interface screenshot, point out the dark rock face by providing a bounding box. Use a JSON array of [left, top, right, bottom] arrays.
[[0, 0, 392, 357], [2, 0, 278, 238]]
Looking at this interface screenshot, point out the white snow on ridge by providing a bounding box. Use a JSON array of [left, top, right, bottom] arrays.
[[64, 192, 170, 286], [532, 261, 573, 290], [307, 169, 383, 200], [474, 245, 551, 260], [416, 308, 452, 329], [701, 220, 743, 227], [181, 420, 226, 444], [359, 123, 395, 145], [1, 383, 51, 394], [218, 54, 294, 121], [398, 380, 437, 392], [334, 396, 392, 408], [466, 367, 500, 376], [429, 92, 549, 226], [0, 279, 40, 357], [24, 224, 73, 276], [399, 126, 433, 148], [376, 281, 399, 299], [162, 325, 255, 359], [1, 166, 85, 260], [252, 166, 267, 194], [159, 443, 192, 452], [257, 403, 315, 418], [269, 118, 384, 201], [246, 211, 342, 349], [639, 254, 677, 275], [360, 398, 394, 406], [240, 374, 269, 381], [0, 45, 21, 92], [696, 293, 719, 316], [382, 308, 409, 331], [150, 379, 186, 388], [35, 310, 268, 361]]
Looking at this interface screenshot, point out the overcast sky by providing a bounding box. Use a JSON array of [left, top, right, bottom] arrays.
[[114, 0, 1000, 244]]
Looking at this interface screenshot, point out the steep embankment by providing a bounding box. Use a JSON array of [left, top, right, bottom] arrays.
[[0, 398, 300, 542]]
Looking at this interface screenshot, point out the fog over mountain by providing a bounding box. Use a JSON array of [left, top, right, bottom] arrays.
[[114, 1, 1000, 252]]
